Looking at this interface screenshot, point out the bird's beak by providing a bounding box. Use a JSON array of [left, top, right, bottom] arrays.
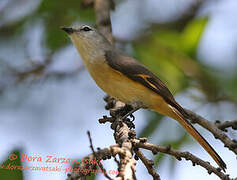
[[61, 27, 75, 34]]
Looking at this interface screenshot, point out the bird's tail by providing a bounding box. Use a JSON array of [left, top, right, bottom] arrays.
[[165, 105, 226, 171]]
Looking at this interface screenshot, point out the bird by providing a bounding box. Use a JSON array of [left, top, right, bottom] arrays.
[[61, 25, 226, 171]]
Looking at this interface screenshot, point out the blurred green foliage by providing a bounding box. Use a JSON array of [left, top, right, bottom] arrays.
[[228, 74, 237, 99], [88, 175, 96, 180], [180, 17, 208, 57], [139, 112, 163, 138], [133, 17, 208, 93], [0, 150, 23, 180], [36, 0, 95, 50]]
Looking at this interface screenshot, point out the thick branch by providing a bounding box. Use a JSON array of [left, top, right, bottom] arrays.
[[100, 100, 137, 180], [94, 0, 114, 44]]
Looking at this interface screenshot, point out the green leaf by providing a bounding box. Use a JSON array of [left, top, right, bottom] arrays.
[[0, 150, 24, 180], [180, 17, 208, 57]]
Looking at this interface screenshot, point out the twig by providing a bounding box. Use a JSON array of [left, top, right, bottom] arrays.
[[87, 131, 96, 153], [152, 0, 206, 31], [0, 55, 83, 95], [135, 149, 161, 180], [215, 120, 237, 131], [114, 156, 120, 166], [185, 109, 237, 155], [87, 131, 112, 180]]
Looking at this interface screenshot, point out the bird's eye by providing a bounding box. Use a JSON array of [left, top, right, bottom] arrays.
[[81, 26, 91, 31]]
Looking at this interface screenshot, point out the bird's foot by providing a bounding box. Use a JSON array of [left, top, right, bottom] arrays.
[[110, 104, 134, 118]]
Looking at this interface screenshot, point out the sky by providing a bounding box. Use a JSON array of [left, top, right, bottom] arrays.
[[0, 0, 236, 180]]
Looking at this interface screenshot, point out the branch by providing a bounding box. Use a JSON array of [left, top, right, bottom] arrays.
[[0, 54, 83, 95], [185, 109, 237, 155], [69, 95, 235, 180], [132, 139, 232, 180]]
